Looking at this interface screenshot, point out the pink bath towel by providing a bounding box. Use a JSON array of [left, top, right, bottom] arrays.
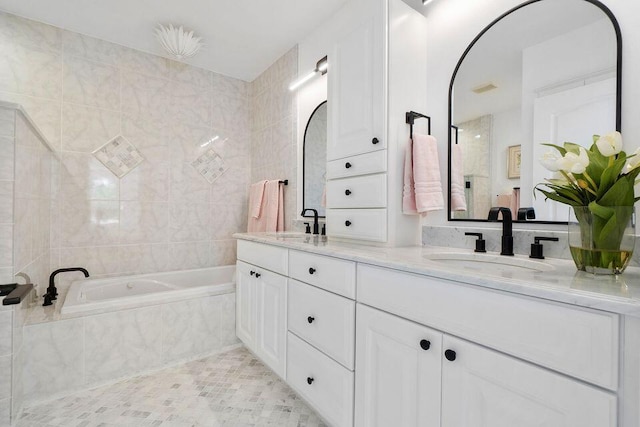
[[403, 137, 418, 215], [413, 134, 444, 214], [247, 180, 284, 232], [450, 144, 467, 211]]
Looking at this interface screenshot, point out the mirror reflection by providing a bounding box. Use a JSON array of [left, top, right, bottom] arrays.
[[303, 101, 328, 217], [449, 0, 619, 222]]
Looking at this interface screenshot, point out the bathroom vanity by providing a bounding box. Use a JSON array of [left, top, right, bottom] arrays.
[[235, 233, 640, 427]]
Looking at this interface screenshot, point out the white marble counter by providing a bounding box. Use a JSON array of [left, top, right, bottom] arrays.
[[234, 232, 640, 317]]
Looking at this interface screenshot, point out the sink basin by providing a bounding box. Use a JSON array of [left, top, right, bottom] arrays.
[[424, 252, 555, 273]]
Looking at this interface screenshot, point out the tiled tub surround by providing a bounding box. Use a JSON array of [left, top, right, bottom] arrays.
[[23, 286, 239, 406], [0, 11, 254, 297]]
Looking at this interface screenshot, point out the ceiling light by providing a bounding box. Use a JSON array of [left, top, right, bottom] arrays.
[[155, 24, 203, 59]]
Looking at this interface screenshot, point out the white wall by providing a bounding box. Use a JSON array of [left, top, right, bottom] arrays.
[[491, 108, 522, 201], [424, 0, 640, 228]]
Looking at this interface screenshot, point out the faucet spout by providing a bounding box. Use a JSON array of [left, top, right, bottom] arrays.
[[46, 268, 90, 304], [301, 209, 320, 235], [488, 207, 514, 256]]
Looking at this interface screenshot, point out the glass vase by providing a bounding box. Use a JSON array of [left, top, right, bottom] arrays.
[[568, 206, 636, 275]]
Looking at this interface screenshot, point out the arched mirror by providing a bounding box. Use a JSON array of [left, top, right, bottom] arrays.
[[448, 0, 621, 223], [302, 101, 328, 217]]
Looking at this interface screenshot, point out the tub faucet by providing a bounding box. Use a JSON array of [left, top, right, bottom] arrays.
[[301, 209, 320, 235], [44, 268, 90, 306], [487, 207, 514, 256]]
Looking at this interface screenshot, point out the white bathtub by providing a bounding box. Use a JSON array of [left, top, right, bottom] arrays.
[[61, 266, 236, 316]]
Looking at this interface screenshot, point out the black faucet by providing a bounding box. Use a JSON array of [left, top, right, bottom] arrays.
[[487, 207, 514, 256], [301, 209, 319, 235], [44, 268, 90, 306]]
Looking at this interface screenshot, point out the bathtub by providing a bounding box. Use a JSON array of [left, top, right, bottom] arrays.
[[61, 266, 236, 316]]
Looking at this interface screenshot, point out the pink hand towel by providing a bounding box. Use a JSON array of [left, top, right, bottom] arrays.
[[496, 194, 513, 220], [450, 144, 467, 211], [403, 137, 418, 215], [413, 134, 444, 214], [247, 180, 284, 232], [249, 180, 267, 219]]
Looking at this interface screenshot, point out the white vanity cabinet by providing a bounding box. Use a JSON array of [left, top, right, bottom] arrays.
[[236, 241, 288, 378], [325, 0, 426, 246]]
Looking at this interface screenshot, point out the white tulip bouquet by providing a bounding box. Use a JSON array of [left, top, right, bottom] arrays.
[[535, 132, 639, 273]]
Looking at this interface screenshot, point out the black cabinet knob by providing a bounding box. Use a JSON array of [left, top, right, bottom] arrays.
[[255, 273, 261, 278], [307, 316, 315, 324], [345, 220, 352, 227], [307, 377, 314, 385], [372, 137, 379, 145], [345, 189, 352, 196], [445, 349, 457, 361], [420, 339, 431, 351], [345, 162, 352, 169], [250, 271, 255, 276], [308, 268, 316, 275]]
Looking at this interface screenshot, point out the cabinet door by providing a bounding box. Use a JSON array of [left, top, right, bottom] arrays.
[[441, 335, 617, 427], [255, 270, 287, 378], [328, 0, 385, 161], [355, 304, 442, 427], [235, 261, 256, 349]]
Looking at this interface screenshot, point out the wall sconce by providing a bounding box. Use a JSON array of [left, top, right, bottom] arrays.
[[422, 0, 436, 4], [289, 56, 328, 91]]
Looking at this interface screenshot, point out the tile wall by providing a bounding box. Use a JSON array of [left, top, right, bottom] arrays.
[[249, 47, 300, 230], [0, 12, 256, 295]]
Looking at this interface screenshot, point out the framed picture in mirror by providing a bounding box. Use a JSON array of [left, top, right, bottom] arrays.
[[508, 145, 521, 179]]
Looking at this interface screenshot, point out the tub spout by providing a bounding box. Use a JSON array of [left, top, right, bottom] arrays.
[[45, 268, 90, 306]]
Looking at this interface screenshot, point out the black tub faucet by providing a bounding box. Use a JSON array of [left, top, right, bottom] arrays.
[[488, 207, 514, 256], [301, 209, 319, 235], [44, 268, 90, 306]]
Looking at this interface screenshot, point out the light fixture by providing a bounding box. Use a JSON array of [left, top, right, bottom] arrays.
[[155, 24, 203, 59], [422, 0, 436, 5], [289, 56, 328, 91]]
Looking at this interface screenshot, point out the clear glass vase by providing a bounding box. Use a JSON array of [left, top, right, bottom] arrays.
[[568, 206, 636, 275]]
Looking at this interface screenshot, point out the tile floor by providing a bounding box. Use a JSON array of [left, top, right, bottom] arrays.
[[17, 347, 326, 427]]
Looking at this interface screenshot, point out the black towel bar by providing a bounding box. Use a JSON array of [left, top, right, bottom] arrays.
[[406, 111, 431, 139], [279, 180, 289, 185]]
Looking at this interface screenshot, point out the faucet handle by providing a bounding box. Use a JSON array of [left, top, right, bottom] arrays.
[[465, 232, 486, 253], [304, 223, 311, 234], [530, 236, 559, 259]]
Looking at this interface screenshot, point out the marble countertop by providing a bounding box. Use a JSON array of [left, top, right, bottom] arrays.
[[234, 232, 640, 317]]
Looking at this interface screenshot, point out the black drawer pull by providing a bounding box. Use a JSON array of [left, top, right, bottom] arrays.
[[445, 349, 457, 361], [308, 268, 316, 275], [307, 377, 314, 385], [250, 271, 255, 276], [345, 220, 352, 227], [255, 273, 261, 278], [307, 316, 315, 324], [372, 137, 379, 145], [345, 162, 352, 169], [345, 189, 352, 196], [420, 339, 431, 351]]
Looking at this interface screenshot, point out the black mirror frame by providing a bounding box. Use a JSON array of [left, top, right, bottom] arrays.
[[302, 100, 328, 219], [447, 0, 623, 224]]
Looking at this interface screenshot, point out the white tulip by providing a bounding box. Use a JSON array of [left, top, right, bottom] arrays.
[[625, 148, 640, 173], [595, 131, 622, 157], [540, 150, 561, 172], [558, 147, 589, 175]]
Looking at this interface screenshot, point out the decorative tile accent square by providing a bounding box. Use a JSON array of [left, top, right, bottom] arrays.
[[93, 135, 145, 178], [191, 148, 228, 184], [18, 347, 326, 427]]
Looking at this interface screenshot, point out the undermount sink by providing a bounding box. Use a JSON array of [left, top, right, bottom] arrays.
[[424, 252, 555, 273]]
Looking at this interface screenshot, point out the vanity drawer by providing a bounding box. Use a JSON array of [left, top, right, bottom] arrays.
[[237, 240, 288, 275], [326, 209, 387, 242], [288, 279, 356, 369], [326, 150, 387, 180], [357, 264, 619, 391], [287, 332, 354, 427], [289, 250, 356, 299], [326, 173, 387, 208]]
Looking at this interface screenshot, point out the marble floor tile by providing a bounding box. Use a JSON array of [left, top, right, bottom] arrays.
[[18, 347, 326, 427]]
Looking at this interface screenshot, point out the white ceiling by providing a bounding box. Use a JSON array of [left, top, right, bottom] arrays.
[[0, 0, 348, 81]]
